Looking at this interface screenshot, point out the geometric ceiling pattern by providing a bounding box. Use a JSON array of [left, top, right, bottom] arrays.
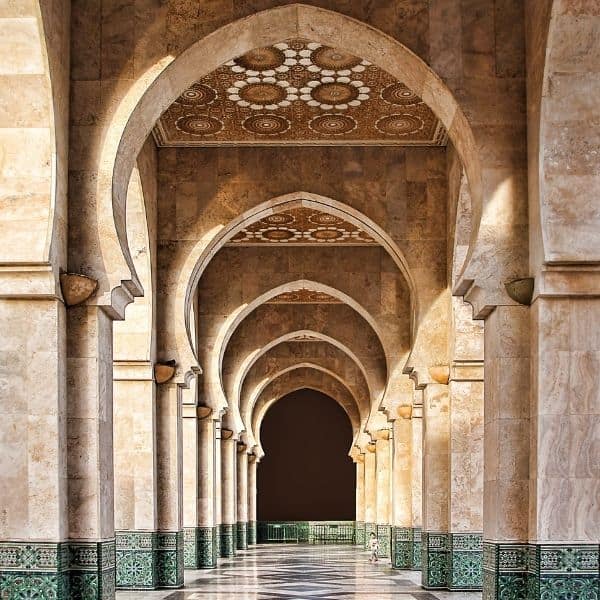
[[154, 39, 448, 146], [227, 207, 377, 245], [266, 289, 342, 304]]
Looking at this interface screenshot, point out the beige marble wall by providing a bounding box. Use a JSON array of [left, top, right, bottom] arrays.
[[422, 383, 449, 532], [529, 297, 600, 542], [484, 305, 529, 543]]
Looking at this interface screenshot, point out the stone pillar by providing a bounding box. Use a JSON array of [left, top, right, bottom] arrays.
[[421, 382, 450, 589], [114, 361, 159, 589], [214, 425, 222, 558], [220, 431, 236, 557], [156, 383, 184, 588], [375, 432, 392, 559], [355, 456, 366, 546], [410, 400, 423, 570], [247, 454, 258, 545], [364, 443, 377, 549], [0, 298, 71, 597], [527, 297, 599, 598], [482, 306, 530, 599], [67, 305, 117, 596], [392, 413, 412, 569], [182, 405, 217, 569], [447, 361, 484, 591], [236, 446, 248, 550]]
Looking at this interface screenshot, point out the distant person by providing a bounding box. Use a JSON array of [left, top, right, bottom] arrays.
[[368, 532, 379, 563]]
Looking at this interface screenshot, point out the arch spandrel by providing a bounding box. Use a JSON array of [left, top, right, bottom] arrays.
[[250, 365, 362, 457]]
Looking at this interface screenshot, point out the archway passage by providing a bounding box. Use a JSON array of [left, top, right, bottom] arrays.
[[257, 389, 355, 521]]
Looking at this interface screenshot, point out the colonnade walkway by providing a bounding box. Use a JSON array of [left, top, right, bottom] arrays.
[[117, 545, 482, 600]]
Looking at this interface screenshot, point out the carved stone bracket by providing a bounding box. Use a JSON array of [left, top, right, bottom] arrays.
[[60, 273, 98, 306]]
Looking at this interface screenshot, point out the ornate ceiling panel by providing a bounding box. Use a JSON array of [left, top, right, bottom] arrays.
[[266, 289, 342, 304], [227, 207, 377, 245], [154, 39, 447, 146]]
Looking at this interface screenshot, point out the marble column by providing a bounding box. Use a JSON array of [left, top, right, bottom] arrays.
[[67, 305, 117, 596], [355, 456, 366, 546], [214, 425, 222, 559], [247, 455, 258, 545], [448, 362, 484, 590], [421, 382, 450, 589], [364, 444, 377, 549], [0, 298, 71, 597], [482, 306, 530, 599], [410, 399, 423, 570], [392, 414, 412, 569], [113, 361, 159, 589], [236, 446, 249, 550], [220, 432, 236, 557], [375, 432, 392, 558], [182, 405, 217, 569], [156, 382, 184, 588], [527, 297, 599, 598]]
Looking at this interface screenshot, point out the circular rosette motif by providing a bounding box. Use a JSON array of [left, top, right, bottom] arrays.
[[381, 82, 421, 106], [300, 76, 370, 110], [178, 83, 217, 106], [228, 77, 298, 110], [306, 227, 353, 242], [242, 114, 291, 136], [309, 114, 357, 135], [296, 42, 371, 76], [261, 213, 296, 226], [175, 115, 223, 136], [226, 42, 300, 76], [375, 114, 424, 136], [258, 228, 302, 242], [308, 212, 344, 226]]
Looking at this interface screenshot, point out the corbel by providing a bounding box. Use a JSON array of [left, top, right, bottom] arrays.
[[154, 360, 176, 384], [505, 277, 534, 305], [59, 273, 98, 306]]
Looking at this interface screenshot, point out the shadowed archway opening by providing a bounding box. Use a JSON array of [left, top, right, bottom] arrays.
[[257, 388, 355, 521]]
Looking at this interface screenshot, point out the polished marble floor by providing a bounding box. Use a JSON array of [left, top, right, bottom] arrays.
[[117, 545, 482, 599]]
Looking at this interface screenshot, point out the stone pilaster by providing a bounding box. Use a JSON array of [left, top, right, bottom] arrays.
[[392, 413, 412, 569], [220, 433, 236, 558], [236, 446, 248, 550], [375, 432, 391, 558], [355, 456, 365, 546], [410, 403, 423, 571], [247, 455, 258, 545], [363, 445, 376, 550]]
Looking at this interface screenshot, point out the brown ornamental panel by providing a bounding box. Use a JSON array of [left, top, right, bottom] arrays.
[[227, 207, 377, 246], [266, 289, 343, 304], [154, 39, 447, 147]]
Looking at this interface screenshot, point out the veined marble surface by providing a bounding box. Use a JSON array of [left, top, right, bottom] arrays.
[[117, 544, 481, 599]]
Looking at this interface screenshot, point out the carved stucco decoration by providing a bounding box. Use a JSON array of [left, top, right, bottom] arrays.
[[266, 288, 342, 304], [227, 207, 377, 245], [154, 39, 447, 146]]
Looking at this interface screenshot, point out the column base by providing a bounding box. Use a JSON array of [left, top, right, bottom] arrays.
[[355, 521, 366, 547], [447, 533, 483, 590], [184, 527, 217, 569], [422, 531, 448, 589], [0, 540, 116, 599], [410, 527, 422, 570], [220, 524, 235, 558], [392, 527, 412, 569], [116, 531, 158, 589], [215, 524, 221, 558], [236, 522, 248, 550], [247, 521, 257, 545], [376, 524, 392, 558], [483, 542, 599, 600], [156, 532, 184, 588], [364, 522, 375, 550]]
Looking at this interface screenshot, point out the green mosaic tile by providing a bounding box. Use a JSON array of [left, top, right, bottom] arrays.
[[183, 528, 197, 569], [447, 533, 483, 590], [376, 525, 391, 558], [115, 531, 157, 589], [247, 521, 257, 546], [364, 523, 375, 550], [392, 527, 411, 569], [236, 522, 248, 550], [156, 532, 183, 588], [69, 540, 115, 600], [410, 528, 422, 570], [215, 525, 221, 558], [220, 524, 235, 558], [422, 532, 448, 589], [198, 527, 217, 568], [355, 522, 366, 547]]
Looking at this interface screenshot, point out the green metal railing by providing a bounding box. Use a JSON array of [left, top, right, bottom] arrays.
[[257, 521, 355, 544]]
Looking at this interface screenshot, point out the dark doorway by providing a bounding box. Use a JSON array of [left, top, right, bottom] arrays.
[[257, 388, 355, 521]]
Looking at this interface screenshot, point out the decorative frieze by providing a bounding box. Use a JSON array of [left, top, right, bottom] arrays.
[[156, 532, 184, 588], [483, 542, 599, 600], [236, 522, 248, 550], [422, 531, 448, 589], [115, 531, 157, 589]]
